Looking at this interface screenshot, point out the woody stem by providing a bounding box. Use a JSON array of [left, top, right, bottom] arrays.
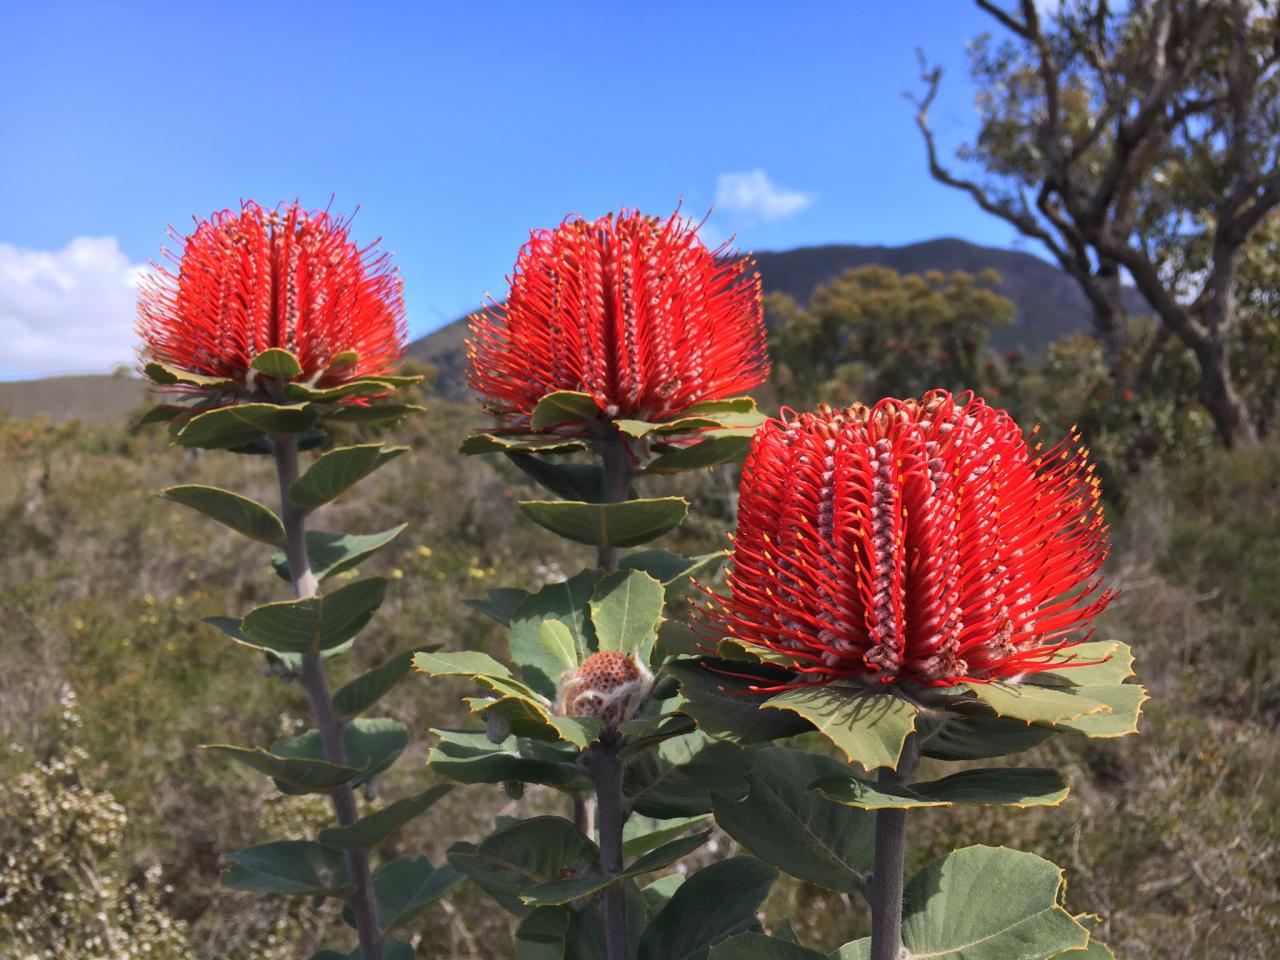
[[274, 434, 383, 960], [870, 736, 919, 960]]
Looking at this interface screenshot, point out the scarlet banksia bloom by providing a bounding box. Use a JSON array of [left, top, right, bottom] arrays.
[[699, 391, 1114, 687], [557, 651, 653, 728], [137, 200, 405, 394], [467, 209, 769, 429]]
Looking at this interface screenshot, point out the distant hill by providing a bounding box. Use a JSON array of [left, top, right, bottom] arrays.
[[408, 236, 1143, 401], [0, 374, 146, 424]]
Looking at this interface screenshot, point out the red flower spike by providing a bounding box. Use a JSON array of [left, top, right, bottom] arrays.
[[698, 391, 1115, 688], [467, 208, 769, 429], [138, 201, 406, 394]]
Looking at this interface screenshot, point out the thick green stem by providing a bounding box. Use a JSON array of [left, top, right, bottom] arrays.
[[587, 736, 629, 960], [274, 434, 384, 960], [869, 737, 919, 960]]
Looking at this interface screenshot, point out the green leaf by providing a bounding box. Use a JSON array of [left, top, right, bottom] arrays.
[[273, 524, 409, 583], [461, 432, 588, 456], [679, 397, 760, 417], [161, 484, 285, 545], [539, 620, 579, 674], [1041, 640, 1135, 686], [448, 816, 600, 916], [427, 729, 583, 788], [548, 715, 603, 749], [622, 814, 711, 860], [174, 402, 317, 448], [221, 841, 352, 897], [322, 403, 426, 425], [240, 578, 388, 655], [646, 434, 754, 474], [507, 453, 609, 503], [882, 845, 1088, 960], [202, 744, 360, 793], [625, 830, 711, 876], [319, 785, 452, 850], [143, 360, 239, 391], [519, 498, 689, 548], [590, 569, 666, 661], [711, 747, 874, 893], [289, 444, 408, 509], [919, 711, 1056, 761], [968, 682, 1111, 726], [709, 933, 825, 960], [667, 660, 812, 745], [530, 391, 602, 431], [637, 857, 778, 960], [250, 348, 303, 379], [1050, 683, 1147, 738], [413, 649, 513, 681], [626, 731, 751, 819], [516, 906, 572, 959], [271, 718, 408, 794], [465, 587, 532, 626], [763, 687, 917, 772], [812, 767, 1069, 810], [619, 550, 724, 600], [284, 376, 408, 403], [333, 646, 433, 719], [508, 570, 602, 698], [366, 855, 460, 930]]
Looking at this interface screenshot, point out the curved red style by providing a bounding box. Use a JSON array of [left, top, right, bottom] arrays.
[[138, 201, 405, 391], [467, 209, 768, 429], [699, 392, 1114, 687]]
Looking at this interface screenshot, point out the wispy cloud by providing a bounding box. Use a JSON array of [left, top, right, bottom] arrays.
[[0, 237, 147, 377], [714, 170, 814, 223]]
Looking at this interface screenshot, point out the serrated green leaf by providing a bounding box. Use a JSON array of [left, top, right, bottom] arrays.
[[969, 681, 1111, 725], [202, 744, 360, 793], [321, 403, 426, 425], [221, 841, 352, 897], [427, 729, 582, 788], [272, 524, 408, 583], [250, 348, 303, 380], [161, 484, 284, 545], [591, 569, 666, 661], [622, 814, 711, 860], [413, 649, 514, 681], [520, 498, 688, 548], [460, 432, 588, 455], [174, 402, 316, 449], [763, 687, 917, 772], [646, 434, 754, 474], [919, 711, 1056, 761], [240, 578, 387, 655], [539, 620, 578, 673], [508, 570, 602, 698], [667, 660, 811, 745], [548, 715, 603, 748], [319, 785, 452, 850], [637, 857, 778, 960], [333, 646, 433, 719], [530, 391, 602, 431], [711, 747, 874, 893], [1051, 683, 1147, 738], [812, 767, 1069, 810], [142, 360, 239, 391], [271, 717, 408, 794], [1041, 640, 1135, 686], [626, 731, 751, 819], [507, 453, 609, 503], [288, 444, 407, 509], [619, 550, 724, 600]]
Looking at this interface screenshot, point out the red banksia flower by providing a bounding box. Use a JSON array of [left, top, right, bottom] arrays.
[[700, 391, 1114, 687], [467, 209, 768, 430], [138, 201, 405, 395]]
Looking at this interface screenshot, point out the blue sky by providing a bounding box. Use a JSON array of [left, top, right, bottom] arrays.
[[0, 1, 1028, 378]]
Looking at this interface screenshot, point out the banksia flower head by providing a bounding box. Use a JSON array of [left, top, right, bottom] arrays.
[[138, 200, 405, 396], [557, 651, 653, 728], [699, 391, 1114, 688], [467, 208, 768, 431]]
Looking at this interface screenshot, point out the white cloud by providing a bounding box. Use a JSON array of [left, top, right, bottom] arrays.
[[714, 170, 814, 223], [0, 237, 147, 377]]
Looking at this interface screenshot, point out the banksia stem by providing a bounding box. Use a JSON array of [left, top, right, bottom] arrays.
[[273, 434, 384, 960]]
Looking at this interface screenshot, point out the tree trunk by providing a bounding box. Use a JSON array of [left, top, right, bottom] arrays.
[[1197, 338, 1258, 447]]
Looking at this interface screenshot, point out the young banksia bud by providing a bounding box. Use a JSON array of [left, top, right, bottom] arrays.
[[467, 208, 769, 431], [557, 651, 653, 728], [137, 200, 405, 398], [698, 391, 1115, 688]]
